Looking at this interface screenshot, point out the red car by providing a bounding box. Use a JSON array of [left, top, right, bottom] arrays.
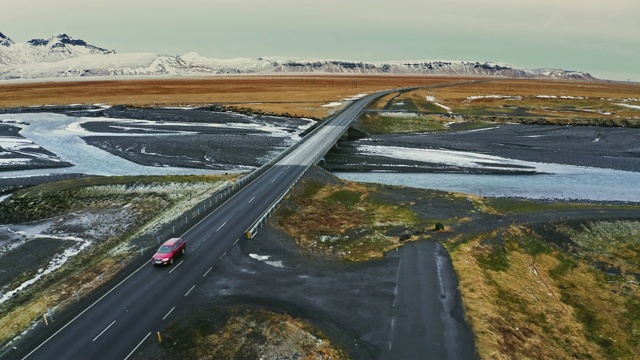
[[151, 237, 186, 265]]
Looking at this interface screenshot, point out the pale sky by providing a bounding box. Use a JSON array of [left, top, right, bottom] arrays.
[[2, 0, 638, 81]]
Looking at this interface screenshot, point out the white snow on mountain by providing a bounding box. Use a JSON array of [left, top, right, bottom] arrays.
[[0, 33, 114, 67], [0, 32, 596, 81]]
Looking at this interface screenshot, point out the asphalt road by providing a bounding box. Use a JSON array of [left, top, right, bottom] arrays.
[[380, 241, 476, 359], [11, 91, 395, 360]]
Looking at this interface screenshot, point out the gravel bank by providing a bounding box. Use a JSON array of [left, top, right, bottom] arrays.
[[325, 123, 640, 173]]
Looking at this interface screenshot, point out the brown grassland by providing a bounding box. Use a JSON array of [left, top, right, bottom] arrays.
[[0, 75, 461, 118], [447, 221, 640, 360], [2, 76, 638, 121]]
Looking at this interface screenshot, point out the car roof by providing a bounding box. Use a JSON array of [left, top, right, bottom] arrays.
[[162, 237, 183, 246]]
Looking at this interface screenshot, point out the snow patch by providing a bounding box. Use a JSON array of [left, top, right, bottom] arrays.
[[426, 96, 451, 113], [379, 112, 420, 118], [466, 95, 522, 101], [322, 102, 342, 108], [249, 253, 284, 268], [354, 144, 609, 174], [0, 237, 91, 304], [616, 103, 640, 110]]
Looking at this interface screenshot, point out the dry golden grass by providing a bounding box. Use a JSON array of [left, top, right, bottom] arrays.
[[421, 79, 640, 122], [449, 224, 640, 359], [2, 76, 637, 121], [430, 78, 640, 101], [194, 308, 346, 360], [369, 92, 399, 110], [0, 75, 468, 118]]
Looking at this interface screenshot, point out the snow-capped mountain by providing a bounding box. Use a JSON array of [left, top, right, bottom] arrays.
[[0, 32, 14, 48], [0, 33, 114, 67], [0, 32, 596, 81]]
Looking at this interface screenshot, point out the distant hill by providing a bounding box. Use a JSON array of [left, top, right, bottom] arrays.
[[0, 31, 596, 81]]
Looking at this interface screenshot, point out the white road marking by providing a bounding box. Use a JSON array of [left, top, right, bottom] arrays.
[[92, 320, 116, 342], [203, 267, 213, 277], [248, 196, 255, 204], [233, 238, 239, 245], [162, 307, 175, 321], [216, 222, 226, 232], [219, 251, 227, 261], [184, 285, 196, 297], [124, 332, 151, 360], [168, 260, 183, 273], [270, 174, 280, 183], [22, 260, 149, 360]]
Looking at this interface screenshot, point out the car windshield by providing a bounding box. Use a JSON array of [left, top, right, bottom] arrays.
[[157, 246, 172, 253]]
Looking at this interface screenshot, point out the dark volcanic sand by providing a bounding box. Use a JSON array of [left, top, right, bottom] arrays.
[[76, 107, 310, 170], [1, 106, 312, 180], [325, 123, 640, 173]]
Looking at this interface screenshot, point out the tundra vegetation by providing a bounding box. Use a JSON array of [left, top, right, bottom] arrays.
[[367, 81, 640, 132], [160, 307, 347, 360], [447, 221, 640, 359], [279, 180, 412, 261]]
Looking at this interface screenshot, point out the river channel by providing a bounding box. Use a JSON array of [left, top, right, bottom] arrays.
[[335, 167, 640, 203]]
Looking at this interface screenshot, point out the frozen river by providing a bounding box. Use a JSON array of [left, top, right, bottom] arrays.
[[1, 112, 222, 177], [0, 110, 311, 179], [2, 111, 639, 203], [336, 167, 640, 203], [335, 147, 640, 202]]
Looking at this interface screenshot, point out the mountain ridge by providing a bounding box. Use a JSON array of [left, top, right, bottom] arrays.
[[0, 31, 596, 81]]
